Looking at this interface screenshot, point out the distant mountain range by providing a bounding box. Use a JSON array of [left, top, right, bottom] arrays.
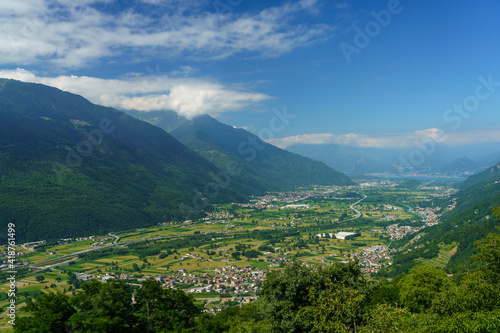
[[285, 144, 404, 176], [1, 80, 352, 241], [286, 143, 500, 177], [441, 157, 478, 175]]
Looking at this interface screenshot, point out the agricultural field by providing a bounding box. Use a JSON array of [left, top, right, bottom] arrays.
[[0, 179, 457, 331]]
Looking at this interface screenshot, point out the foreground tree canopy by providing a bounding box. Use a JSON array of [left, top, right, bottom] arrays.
[[15, 279, 200, 333], [14, 224, 500, 332]]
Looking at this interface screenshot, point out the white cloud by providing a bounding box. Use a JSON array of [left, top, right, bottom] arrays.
[[0, 68, 271, 118], [0, 0, 331, 68], [267, 128, 500, 149], [233, 124, 257, 133]]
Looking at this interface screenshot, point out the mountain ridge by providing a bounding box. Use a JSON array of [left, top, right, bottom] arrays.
[[129, 111, 355, 190]]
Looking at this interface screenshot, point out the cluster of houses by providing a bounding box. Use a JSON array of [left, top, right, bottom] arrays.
[[414, 207, 441, 226], [51, 236, 110, 248], [383, 205, 403, 211], [74, 264, 269, 296], [204, 296, 260, 314], [342, 245, 396, 274], [280, 204, 311, 210], [358, 245, 396, 274], [228, 186, 363, 211], [207, 265, 266, 294], [22, 240, 46, 248], [426, 187, 458, 199], [379, 215, 398, 222], [205, 212, 234, 219], [264, 256, 292, 267], [386, 224, 422, 240], [233, 190, 317, 209], [71, 271, 263, 313]]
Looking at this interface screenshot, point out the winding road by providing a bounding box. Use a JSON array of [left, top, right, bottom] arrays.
[[346, 194, 367, 221], [417, 180, 435, 189], [108, 233, 120, 244]]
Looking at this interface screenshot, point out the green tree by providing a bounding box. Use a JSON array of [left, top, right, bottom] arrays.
[[397, 265, 451, 313], [359, 303, 411, 333], [68, 279, 139, 332], [15, 292, 76, 333], [209, 303, 271, 333], [474, 224, 500, 283], [431, 272, 500, 315], [134, 280, 200, 332], [298, 281, 366, 332], [261, 260, 368, 333]]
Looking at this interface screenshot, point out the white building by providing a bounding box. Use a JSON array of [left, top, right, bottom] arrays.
[[280, 204, 310, 210], [335, 232, 358, 240]]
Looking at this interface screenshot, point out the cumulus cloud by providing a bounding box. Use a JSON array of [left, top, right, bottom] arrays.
[[0, 0, 332, 68], [0, 68, 271, 118], [267, 128, 500, 149]]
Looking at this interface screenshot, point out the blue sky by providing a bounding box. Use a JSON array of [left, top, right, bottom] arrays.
[[1, 0, 500, 149]]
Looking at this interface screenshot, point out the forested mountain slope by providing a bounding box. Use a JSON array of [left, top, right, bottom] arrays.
[[0, 79, 249, 241]]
